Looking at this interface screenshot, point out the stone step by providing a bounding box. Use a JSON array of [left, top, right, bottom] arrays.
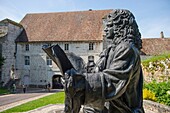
[[144, 109, 155, 113], [27, 104, 156, 113]]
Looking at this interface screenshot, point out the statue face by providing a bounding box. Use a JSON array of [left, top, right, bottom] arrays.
[[104, 19, 114, 40]]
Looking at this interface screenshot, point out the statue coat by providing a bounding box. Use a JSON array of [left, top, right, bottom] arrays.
[[84, 40, 144, 113]]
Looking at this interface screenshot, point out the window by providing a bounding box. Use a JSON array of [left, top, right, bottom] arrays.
[[25, 44, 29, 51], [43, 43, 51, 49], [25, 56, 30, 65], [46, 56, 52, 66], [65, 44, 69, 50], [89, 42, 94, 50], [46, 43, 51, 47]]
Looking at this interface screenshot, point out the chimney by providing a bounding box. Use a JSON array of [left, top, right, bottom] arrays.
[[160, 31, 164, 38]]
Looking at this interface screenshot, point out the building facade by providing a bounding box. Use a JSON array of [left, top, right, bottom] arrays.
[[0, 9, 112, 88], [1, 10, 169, 88], [15, 41, 102, 87], [0, 19, 23, 86]]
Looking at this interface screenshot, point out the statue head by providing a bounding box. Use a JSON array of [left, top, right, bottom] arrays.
[[103, 9, 142, 50]]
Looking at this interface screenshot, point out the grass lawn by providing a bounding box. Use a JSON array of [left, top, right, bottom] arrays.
[[1, 91, 65, 113], [0, 88, 10, 95]]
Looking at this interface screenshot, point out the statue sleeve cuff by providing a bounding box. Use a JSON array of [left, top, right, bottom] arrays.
[[84, 72, 105, 110]]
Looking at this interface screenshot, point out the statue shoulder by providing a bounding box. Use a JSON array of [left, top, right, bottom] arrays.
[[115, 41, 133, 52]]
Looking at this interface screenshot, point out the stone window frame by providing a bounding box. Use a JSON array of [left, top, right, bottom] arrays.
[[25, 44, 29, 51], [64, 43, 69, 51], [24, 56, 30, 65], [89, 42, 94, 50], [46, 56, 52, 66], [46, 43, 52, 47]]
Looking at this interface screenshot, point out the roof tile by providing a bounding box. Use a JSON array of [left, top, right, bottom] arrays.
[[141, 38, 170, 55], [16, 10, 112, 42]]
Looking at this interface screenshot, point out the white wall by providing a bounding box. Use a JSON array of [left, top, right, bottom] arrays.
[[16, 41, 103, 86]]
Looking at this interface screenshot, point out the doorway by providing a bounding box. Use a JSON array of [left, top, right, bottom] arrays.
[[52, 75, 63, 89]]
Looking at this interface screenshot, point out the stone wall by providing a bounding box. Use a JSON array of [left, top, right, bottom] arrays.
[[142, 58, 170, 83], [143, 100, 170, 113], [16, 41, 102, 87], [0, 22, 23, 84]]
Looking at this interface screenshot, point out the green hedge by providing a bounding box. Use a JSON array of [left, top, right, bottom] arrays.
[[0, 88, 10, 95], [144, 81, 170, 106]]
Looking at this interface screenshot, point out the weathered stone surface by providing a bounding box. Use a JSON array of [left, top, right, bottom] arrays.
[[143, 100, 170, 113], [0, 26, 8, 37], [0, 21, 23, 84]]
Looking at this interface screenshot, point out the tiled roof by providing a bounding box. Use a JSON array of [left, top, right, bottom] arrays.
[[0, 18, 23, 28], [16, 9, 112, 42], [141, 38, 170, 55]]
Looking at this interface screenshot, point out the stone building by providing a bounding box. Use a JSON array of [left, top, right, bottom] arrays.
[[0, 19, 23, 87], [1, 9, 169, 88], [141, 31, 170, 56], [140, 32, 170, 60], [0, 9, 112, 88]]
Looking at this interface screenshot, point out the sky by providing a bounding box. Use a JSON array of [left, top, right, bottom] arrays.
[[0, 0, 170, 38]]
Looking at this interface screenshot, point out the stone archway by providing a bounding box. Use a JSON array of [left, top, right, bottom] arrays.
[[52, 74, 63, 89]]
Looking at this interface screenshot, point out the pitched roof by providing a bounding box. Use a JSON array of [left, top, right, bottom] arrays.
[[0, 18, 23, 28], [0, 19, 22, 37], [141, 38, 170, 55], [16, 9, 112, 42]]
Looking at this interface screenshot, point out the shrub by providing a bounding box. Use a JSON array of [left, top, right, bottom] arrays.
[[143, 88, 157, 101], [0, 87, 10, 95], [141, 53, 170, 70], [144, 81, 170, 106]]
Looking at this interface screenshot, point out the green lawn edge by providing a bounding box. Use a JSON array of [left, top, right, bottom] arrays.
[[1, 92, 65, 113], [142, 53, 170, 66]]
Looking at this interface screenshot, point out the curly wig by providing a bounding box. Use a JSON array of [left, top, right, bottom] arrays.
[[104, 9, 142, 50]]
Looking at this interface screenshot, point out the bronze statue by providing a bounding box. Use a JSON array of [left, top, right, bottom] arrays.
[[43, 9, 144, 113]]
